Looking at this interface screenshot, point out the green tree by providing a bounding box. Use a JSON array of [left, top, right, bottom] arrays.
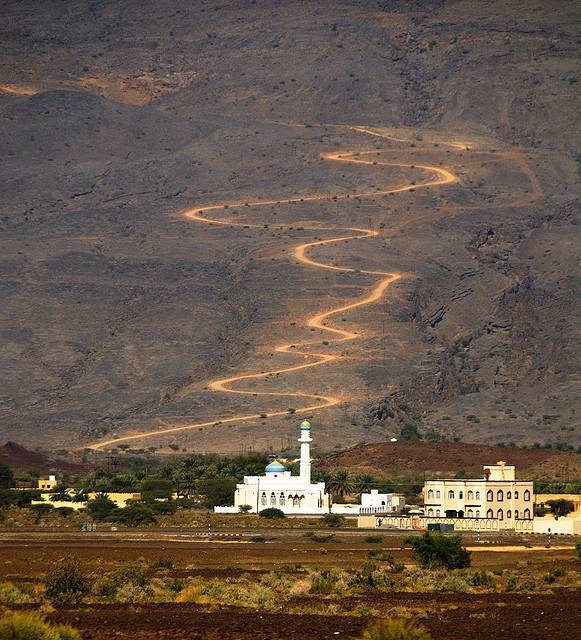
[[197, 478, 236, 508], [112, 504, 157, 527], [330, 470, 354, 500], [86, 494, 118, 521], [0, 463, 13, 489], [239, 504, 252, 513], [545, 499, 575, 518], [356, 474, 376, 494], [50, 485, 71, 502], [404, 532, 471, 569]]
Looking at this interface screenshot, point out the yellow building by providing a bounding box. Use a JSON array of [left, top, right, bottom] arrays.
[[423, 462, 534, 523], [37, 475, 58, 491]]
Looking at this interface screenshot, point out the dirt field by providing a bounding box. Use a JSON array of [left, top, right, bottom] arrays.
[[2, 530, 579, 639]]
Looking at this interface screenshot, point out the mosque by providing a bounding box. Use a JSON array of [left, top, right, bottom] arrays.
[[214, 419, 330, 515]]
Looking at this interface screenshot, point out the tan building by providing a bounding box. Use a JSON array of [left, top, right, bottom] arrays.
[[423, 462, 534, 523], [38, 475, 58, 491]]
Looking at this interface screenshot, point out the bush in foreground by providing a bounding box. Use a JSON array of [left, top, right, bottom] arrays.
[[0, 612, 80, 640], [322, 513, 346, 528], [360, 618, 431, 640], [404, 533, 471, 569], [43, 558, 92, 605], [259, 508, 285, 519]]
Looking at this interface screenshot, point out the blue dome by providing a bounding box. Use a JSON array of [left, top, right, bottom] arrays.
[[265, 460, 286, 473], [300, 420, 311, 430]]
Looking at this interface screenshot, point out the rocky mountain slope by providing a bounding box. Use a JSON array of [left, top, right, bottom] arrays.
[[0, 0, 579, 453]]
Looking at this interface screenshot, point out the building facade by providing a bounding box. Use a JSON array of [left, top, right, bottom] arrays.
[[423, 463, 534, 522], [359, 490, 405, 514], [214, 420, 330, 515]]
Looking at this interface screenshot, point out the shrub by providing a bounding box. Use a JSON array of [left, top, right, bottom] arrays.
[[311, 533, 341, 543], [239, 504, 252, 513], [365, 535, 383, 544], [259, 508, 285, 519], [251, 536, 267, 543], [44, 558, 92, 604], [114, 582, 154, 603], [467, 570, 493, 587], [434, 573, 470, 593], [360, 618, 431, 640], [309, 569, 344, 595], [86, 495, 118, 522], [0, 612, 80, 640], [404, 533, 471, 569], [321, 513, 346, 528], [0, 582, 33, 605]]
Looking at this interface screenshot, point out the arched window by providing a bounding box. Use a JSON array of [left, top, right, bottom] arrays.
[[261, 492, 267, 506], [299, 495, 305, 507], [467, 509, 473, 517], [486, 508, 493, 518], [428, 489, 434, 499], [475, 491, 480, 500], [476, 510, 480, 518], [497, 509, 504, 521], [459, 491, 464, 499], [507, 510, 512, 519], [524, 490, 530, 501], [524, 508, 531, 520], [428, 509, 433, 517], [270, 492, 276, 506], [279, 492, 285, 506], [487, 490, 493, 501], [514, 491, 519, 499], [497, 490, 504, 501], [436, 509, 440, 517], [436, 490, 441, 499], [514, 510, 519, 520], [507, 491, 512, 499], [467, 490, 474, 500], [293, 495, 300, 507], [448, 490, 455, 499]]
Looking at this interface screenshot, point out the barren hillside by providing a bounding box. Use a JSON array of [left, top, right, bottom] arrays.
[[0, 0, 579, 453]]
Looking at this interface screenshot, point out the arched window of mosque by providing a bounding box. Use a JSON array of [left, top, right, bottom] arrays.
[[448, 490, 455, 499], [486, 508, 493, 518], [514, 510, 519, 519], [428, 489, 434, 499], [507, 510, 512, 519], [293, 495, 300, 507], [467, 509, 473, 517], [514, 491, 519, 499], [279, 493, 285, 506], [467, 490, 474, 500], [270, 492, 276, 506], [436, 509, 440, 517], [299, 495, 305, 506], [497, 509, 503, 521], [475, 491, 480, 500], [436, 490, 441, 499], [524, 490, 530, 501], [487, 490, 493, 501], [497, 490, 504, 501], [261, 492, 267, 506], [524, 508, 531, 519], [476, 510, 480, 518], [428, 509, 433, 517], [507, 491, 512, 499]]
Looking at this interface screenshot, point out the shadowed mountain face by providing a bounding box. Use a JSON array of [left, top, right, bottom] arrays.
[[0, 0, 579, 453]]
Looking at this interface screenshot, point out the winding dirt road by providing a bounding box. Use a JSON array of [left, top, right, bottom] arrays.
[[89, 126, 462, 449]]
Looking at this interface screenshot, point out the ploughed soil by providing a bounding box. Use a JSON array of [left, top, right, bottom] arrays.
[[43, 591, 580, 640]]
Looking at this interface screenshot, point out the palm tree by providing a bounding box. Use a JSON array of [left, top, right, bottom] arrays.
[[356, 474, 375, 495], [50, 485, 71, 502], [330, 470, 354, 501], [72, 489, 89, 503]]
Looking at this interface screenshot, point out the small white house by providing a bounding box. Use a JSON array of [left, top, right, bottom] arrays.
[[360, 490, 405, 514]]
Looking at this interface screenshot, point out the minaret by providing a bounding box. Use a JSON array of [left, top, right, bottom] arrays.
[[299, 419, 312, 483]]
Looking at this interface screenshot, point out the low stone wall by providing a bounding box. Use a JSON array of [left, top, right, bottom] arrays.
[[358, 514, 534, 532]]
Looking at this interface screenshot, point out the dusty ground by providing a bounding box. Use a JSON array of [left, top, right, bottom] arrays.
[[2, 532, 579, 639], [0, 0, 579, 453]]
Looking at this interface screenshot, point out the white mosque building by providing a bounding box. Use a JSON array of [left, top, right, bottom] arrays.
[[214, 419, 330, 515]]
